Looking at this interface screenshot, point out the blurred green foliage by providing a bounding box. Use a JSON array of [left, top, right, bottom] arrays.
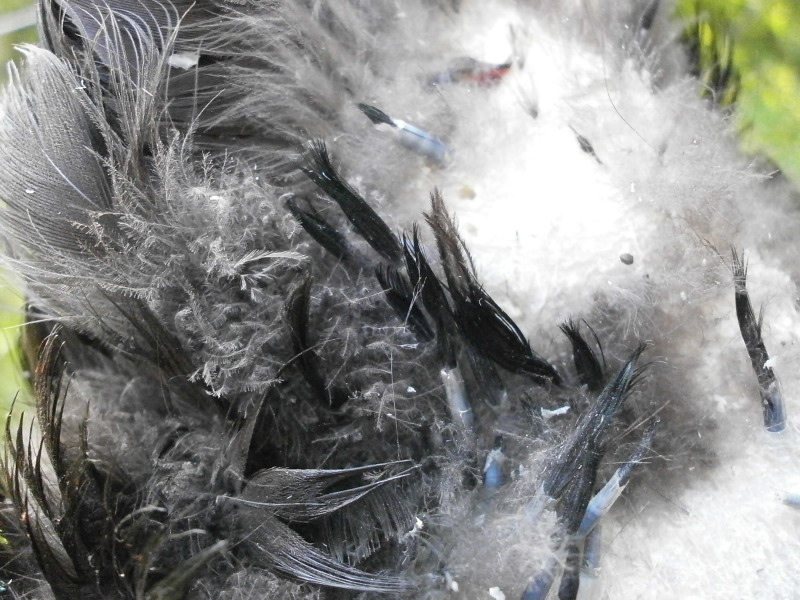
[[0, 278, 25, 412], [0, 0, 37, 81], [676, 0, 800, 183], [0, 1, 35, 414]]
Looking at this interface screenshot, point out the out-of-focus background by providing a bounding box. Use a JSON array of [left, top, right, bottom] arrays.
[[0, 0, 36, 412], [0, 1, 35, 77], [0, 0, 798, 414], [674, 0, 800, 183]]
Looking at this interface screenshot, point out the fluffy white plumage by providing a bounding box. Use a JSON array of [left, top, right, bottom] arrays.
[[0, 1, 798, 599]]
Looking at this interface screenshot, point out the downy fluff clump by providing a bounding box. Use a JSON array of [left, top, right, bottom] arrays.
[[0, 1, 798, 599]]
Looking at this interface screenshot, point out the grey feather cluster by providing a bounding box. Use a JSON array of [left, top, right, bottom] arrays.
[[0, 1, 796, 599]]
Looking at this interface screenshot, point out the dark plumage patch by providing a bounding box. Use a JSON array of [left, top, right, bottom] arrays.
[[426, 192, 562, 386], [731, 249, 786, 432], [284, 274, 329, 404], [357, 103, 396, 127], [542, 345, 645, 501], [301, 141, 403, 263], [375, 264, 435, 341], [560, 319, 605, 391], [402, 226, 458, 366], [574, 131, 602, 164], [522, 347, 648, 600], [639, 0, 660, 31], [286, 197, 357, 264]]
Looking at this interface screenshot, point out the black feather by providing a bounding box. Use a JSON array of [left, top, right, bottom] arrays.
[[235, 464, 413, 593], [464, 346, 508, 408], [302, 141, 403, 263], [402, 226, 457, 366], [640, 0, 660, 30], [426, 191, 562, 385], [731, 248, 786, 432], [560, 319, 605, 391], [286, 197, 357, 264], [543, 345, 645, 500], [357, 102, 396, 127], [375, 264, 435, 342], [557, 545, 582, 600], [284, 274, 329, 403], [573, 131, 602, 164]]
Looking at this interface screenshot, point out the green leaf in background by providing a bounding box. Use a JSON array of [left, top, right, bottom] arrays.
[[0, 0, 36, 80], [0, 2, 35, 415], [677, 0, 800, 183], [0, 273, 28, 412]]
